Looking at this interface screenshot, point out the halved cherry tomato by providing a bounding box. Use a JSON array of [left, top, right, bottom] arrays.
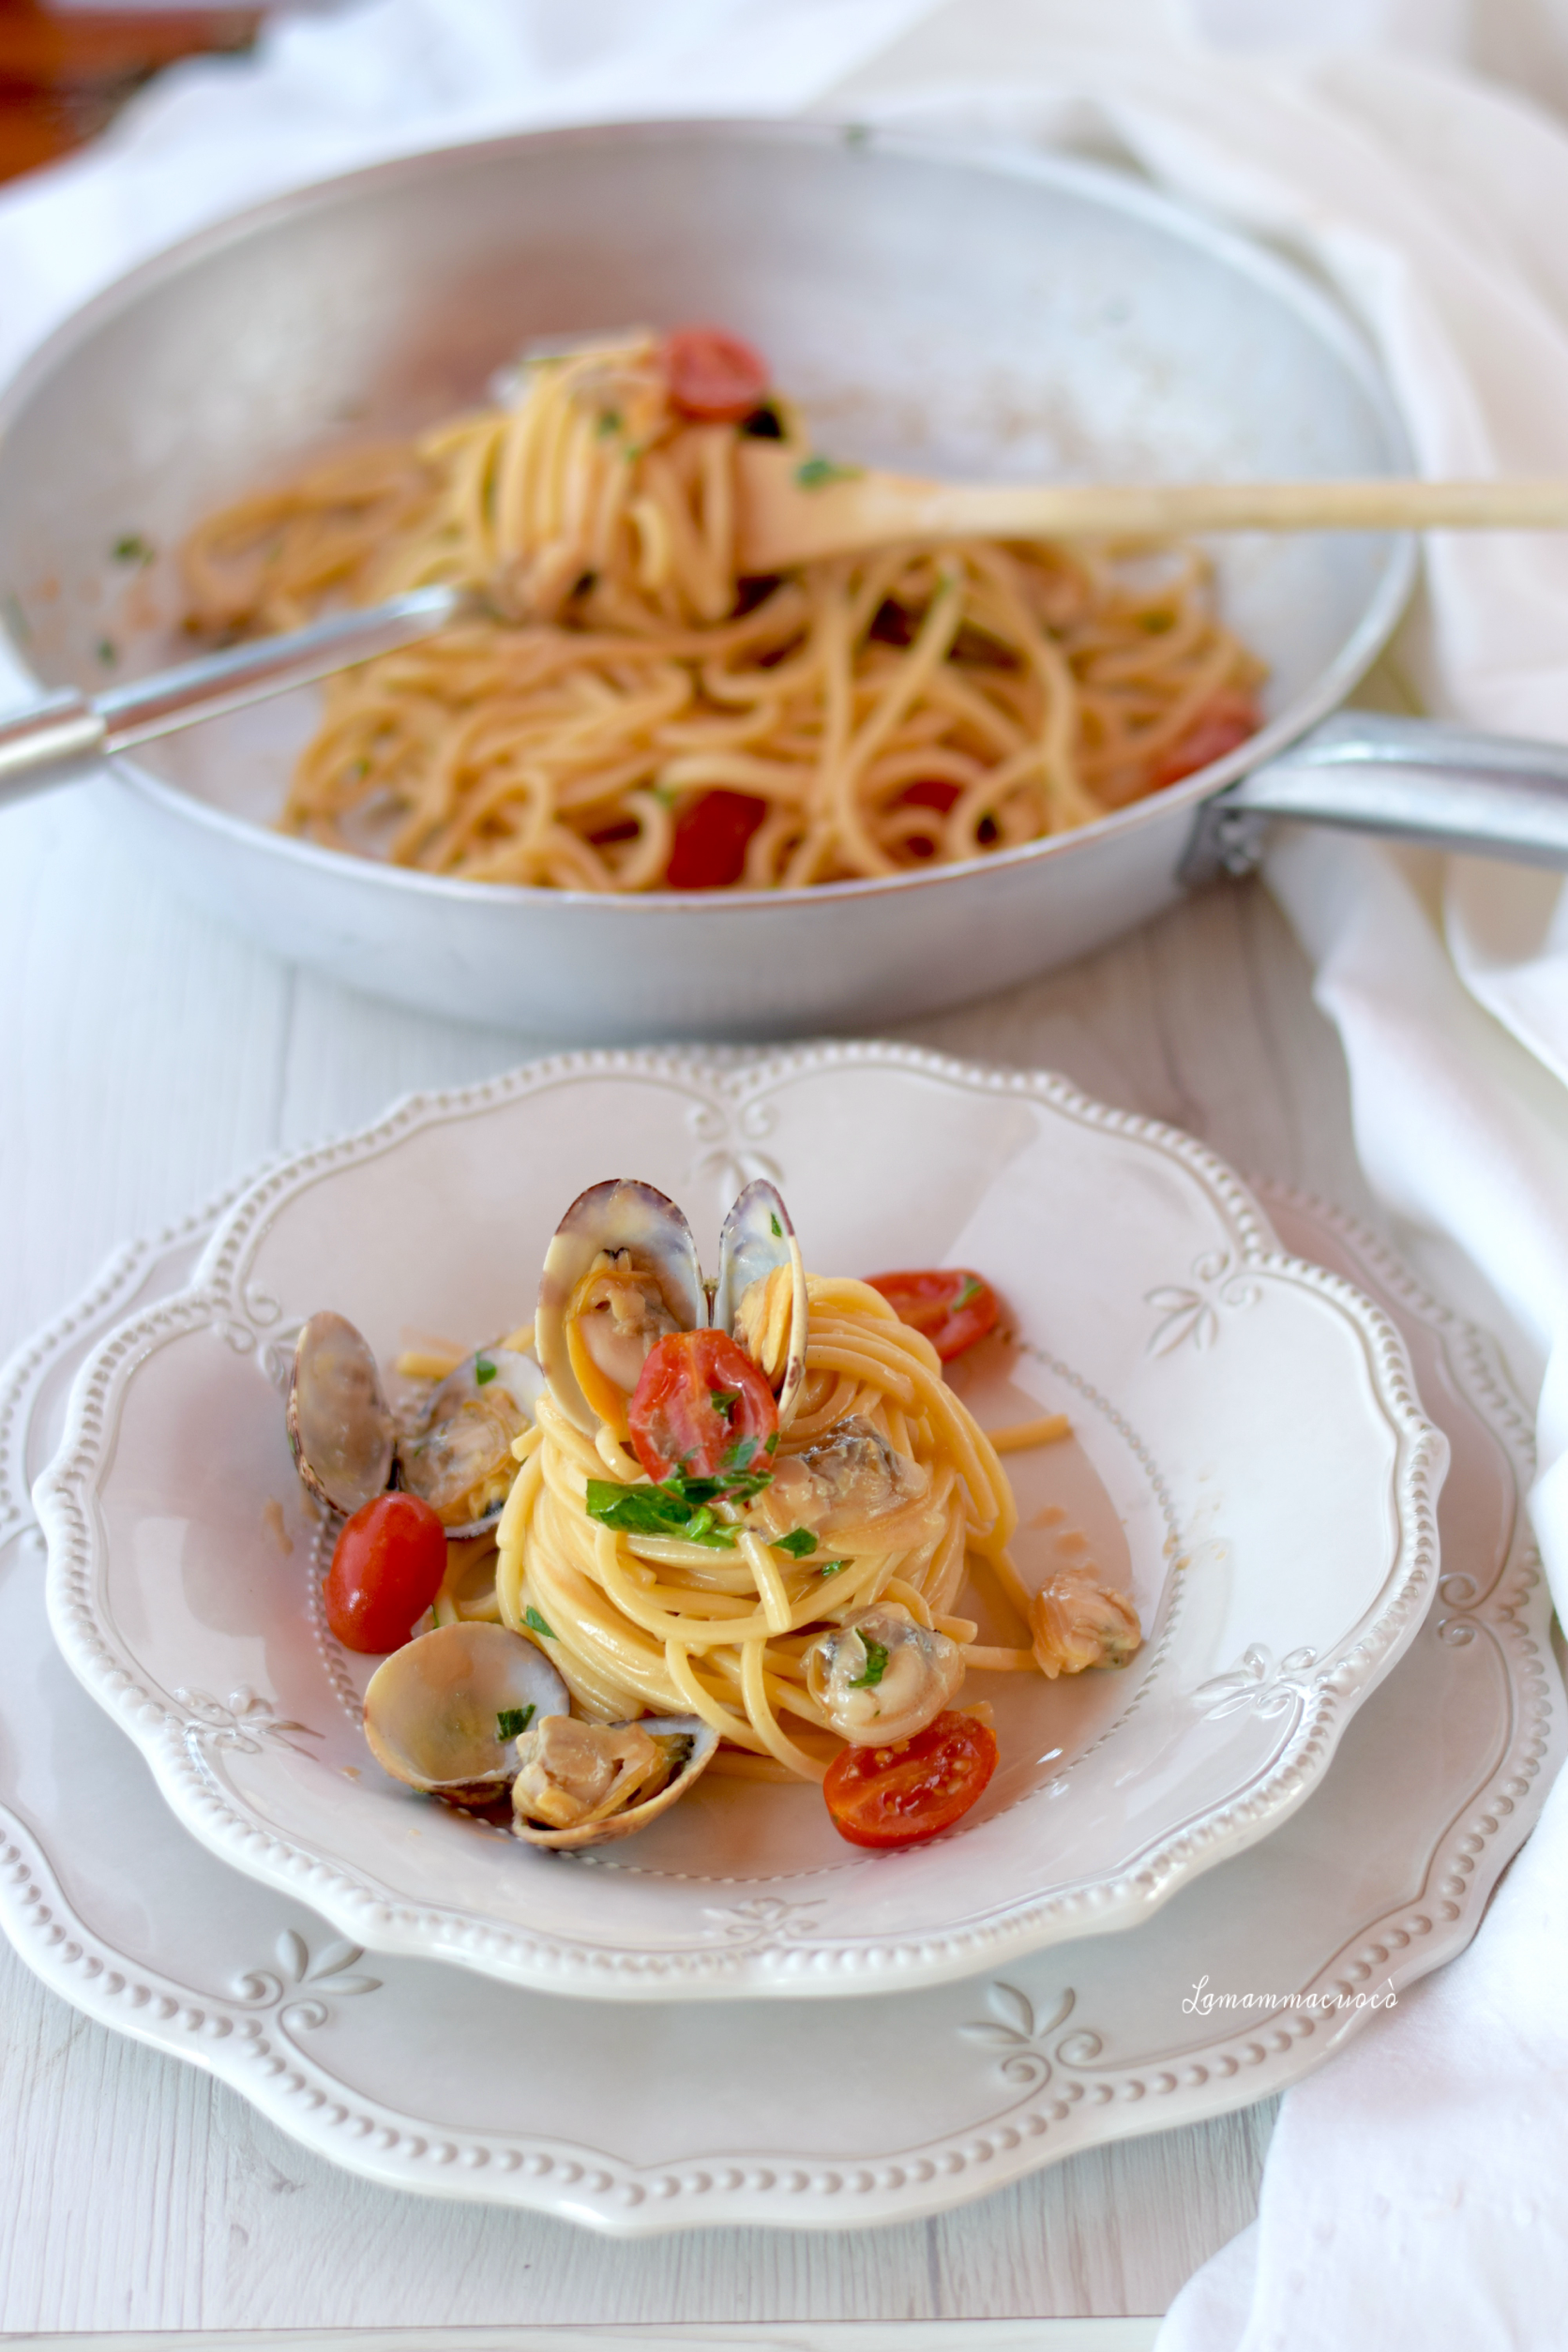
[[659, 325, 771, 422], [666, 788, 768, 889], [324, 1491, 447, 1653], [823, 1710, 999, 1848], [865, 1267, 1000, 1361], [1145, 685, 1260, 794], [628, 1327, 778, 1481]]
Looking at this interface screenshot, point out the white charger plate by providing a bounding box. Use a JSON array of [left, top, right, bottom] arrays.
[[38, 1048, 1443, 2000], [0, 1179, 1554, 2231]]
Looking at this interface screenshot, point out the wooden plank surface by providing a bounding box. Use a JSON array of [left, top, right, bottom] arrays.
[[0, 768, 1390, 2329]]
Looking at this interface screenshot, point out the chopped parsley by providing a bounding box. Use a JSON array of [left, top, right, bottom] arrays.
[[496, 1705, 535, 1741], [96, 637, 118, 667], [953, 1275, 985, 1310], [1, 593, 29, 646], [820, 1559, 849, 1578], [847, 1635, 889, 1689], [772, 1528, 818, 1559], [523, 1606, 557, 1640], [474, 1355, 498, 1385], [584, 1457, 773, 1551], [769, 1212, 783, 1237], [794, 455, 862, 491], [710, 1387, 739, 1422], [596, 408, 623, 437], [112, 533, 155, 566]]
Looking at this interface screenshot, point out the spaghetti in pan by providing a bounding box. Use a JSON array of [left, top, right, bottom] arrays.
[[183, 328, 1264, 893]]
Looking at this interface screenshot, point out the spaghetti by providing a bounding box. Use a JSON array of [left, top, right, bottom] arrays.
[[491, 1274, 1018, 1784], [181, 329, 1264, 892]]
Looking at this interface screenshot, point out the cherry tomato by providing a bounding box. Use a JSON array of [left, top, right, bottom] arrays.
[[324, 1491, 447, 1653], [628, 1327, 778, 1481], [659, 325, 772, 421], [823, 1710, 999, 1848], [1146, 685, 1260, 793], [865, 1267, 1000, 1361], [666, 789, 768, 889], [899, 778, 961, 814]]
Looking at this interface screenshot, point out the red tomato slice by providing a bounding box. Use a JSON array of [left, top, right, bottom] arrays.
[[823, 1710, 999, 1848], [1145, 685, 1260, 793], [659, 326, 771, 422], [324, 1490, 447, 1653], [628, 1327, 779, 1482], [864, 1267, 1000, 1361], [899, 778, 961, 814], [666, 789, 768, 889]]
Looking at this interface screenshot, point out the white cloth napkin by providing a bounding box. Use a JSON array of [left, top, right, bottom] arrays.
[[6, 3, 1568, 2344]]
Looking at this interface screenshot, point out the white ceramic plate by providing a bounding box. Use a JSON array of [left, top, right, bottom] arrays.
[[2, 1184, 1552, 2230], [38, 1048, 1444, 2000]]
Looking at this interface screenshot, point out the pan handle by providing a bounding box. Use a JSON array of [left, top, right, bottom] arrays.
[[1180, 711, 1568, 884]]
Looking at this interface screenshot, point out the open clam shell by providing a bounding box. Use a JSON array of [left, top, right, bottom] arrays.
[[512, 1713, 718, 1849], [286, 1310, 396, 1518], [397, 1346, 546, 1538], [714, 1180, 808, 1426], [362, 1621, 570, 1809], [535, 1179, 704, 1438]]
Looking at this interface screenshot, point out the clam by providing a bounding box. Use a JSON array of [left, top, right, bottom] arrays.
[[399, 1346, 547, 1536], [287, 1311, 396, 1517], [511, 1711, 718, 1848], [714, 1179, 808, 1425], [536, 1176, 808, 1438], [535, 1180, 704, 1438], [762, 1416, 929, 1540], [805, 1601, 964, 1746], [362, 1621, 570, 1808]]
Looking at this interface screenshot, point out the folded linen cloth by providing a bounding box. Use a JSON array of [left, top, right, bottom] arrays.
[[5, 4, 1568, 2344]]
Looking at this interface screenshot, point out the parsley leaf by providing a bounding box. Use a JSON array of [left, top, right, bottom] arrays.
[[772, 1528, 819, 1559], [953, 1275, 984, 1310], [475, 1354, 498, 1385], [710, 1387, 740, 1422], [720, 1434, 760, 1476], [770, 1211, 783, 1236], [524, 1606, 557, 1640], [820, 1559, 849, 1578], [496, 1705, 535, 1741], [584, 1478, 738, 1549], [848, 1635, 889, 1689], [96, 638, 117, 667], [596, 408, 623, 437], [795, 454, 862, 490], [113, 533, 155, 566]]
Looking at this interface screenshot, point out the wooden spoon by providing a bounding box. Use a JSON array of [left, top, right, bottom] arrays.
[[733, 441, 1568, 572]]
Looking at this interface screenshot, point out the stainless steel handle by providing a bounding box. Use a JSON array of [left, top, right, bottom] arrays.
[[1182, 711, 1568, 884], [0, 584, 469, 808]]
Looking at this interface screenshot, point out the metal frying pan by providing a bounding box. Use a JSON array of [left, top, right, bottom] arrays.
[[2, 117, 1565, 1042]]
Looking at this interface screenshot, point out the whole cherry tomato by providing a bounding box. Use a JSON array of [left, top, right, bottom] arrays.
[[823, 1710, 999, 1848], [1146, 685, 1260, 793], [865, 1268, 1000, 1361], [324, 1491, 447, 1652], [628, 1327, 778, 1482], [659, 325, 771, 421], [666, 789, 768, 889]]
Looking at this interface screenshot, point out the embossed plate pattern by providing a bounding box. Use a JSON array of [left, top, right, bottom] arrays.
[[0, 1165, 1554, 2228], [36, 1049, 1444, 1998]]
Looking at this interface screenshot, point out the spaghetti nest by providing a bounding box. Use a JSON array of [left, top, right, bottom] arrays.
[[491, 1275, 1016, 1782], [179, 332, 1263, 892]]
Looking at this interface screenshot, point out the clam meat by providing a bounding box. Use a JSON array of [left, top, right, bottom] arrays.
[[362, 1620, 570, 1808], [805, 1601, 964, 1745], [536, 1180, 704, 1438], [399, 1346, 547, 1536], [512, 1711, 718, 1848], [762, 1416, 929, 1540]]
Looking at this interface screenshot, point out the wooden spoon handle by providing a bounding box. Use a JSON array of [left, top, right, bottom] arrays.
[[735, 443, 1568, 570]]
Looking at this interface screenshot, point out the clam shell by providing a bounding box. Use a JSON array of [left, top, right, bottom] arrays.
[[512, 1713, 718, 1848], [397, 1346, 546, 1536], [362, 1621, 570, 1808], [714, 1179, 808, 1425], [535, 1179, 704, 1437], [286, 1311, 396, 1518]]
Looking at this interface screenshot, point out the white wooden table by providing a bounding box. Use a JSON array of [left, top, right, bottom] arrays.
[[0, 769, 1393, 2335]]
